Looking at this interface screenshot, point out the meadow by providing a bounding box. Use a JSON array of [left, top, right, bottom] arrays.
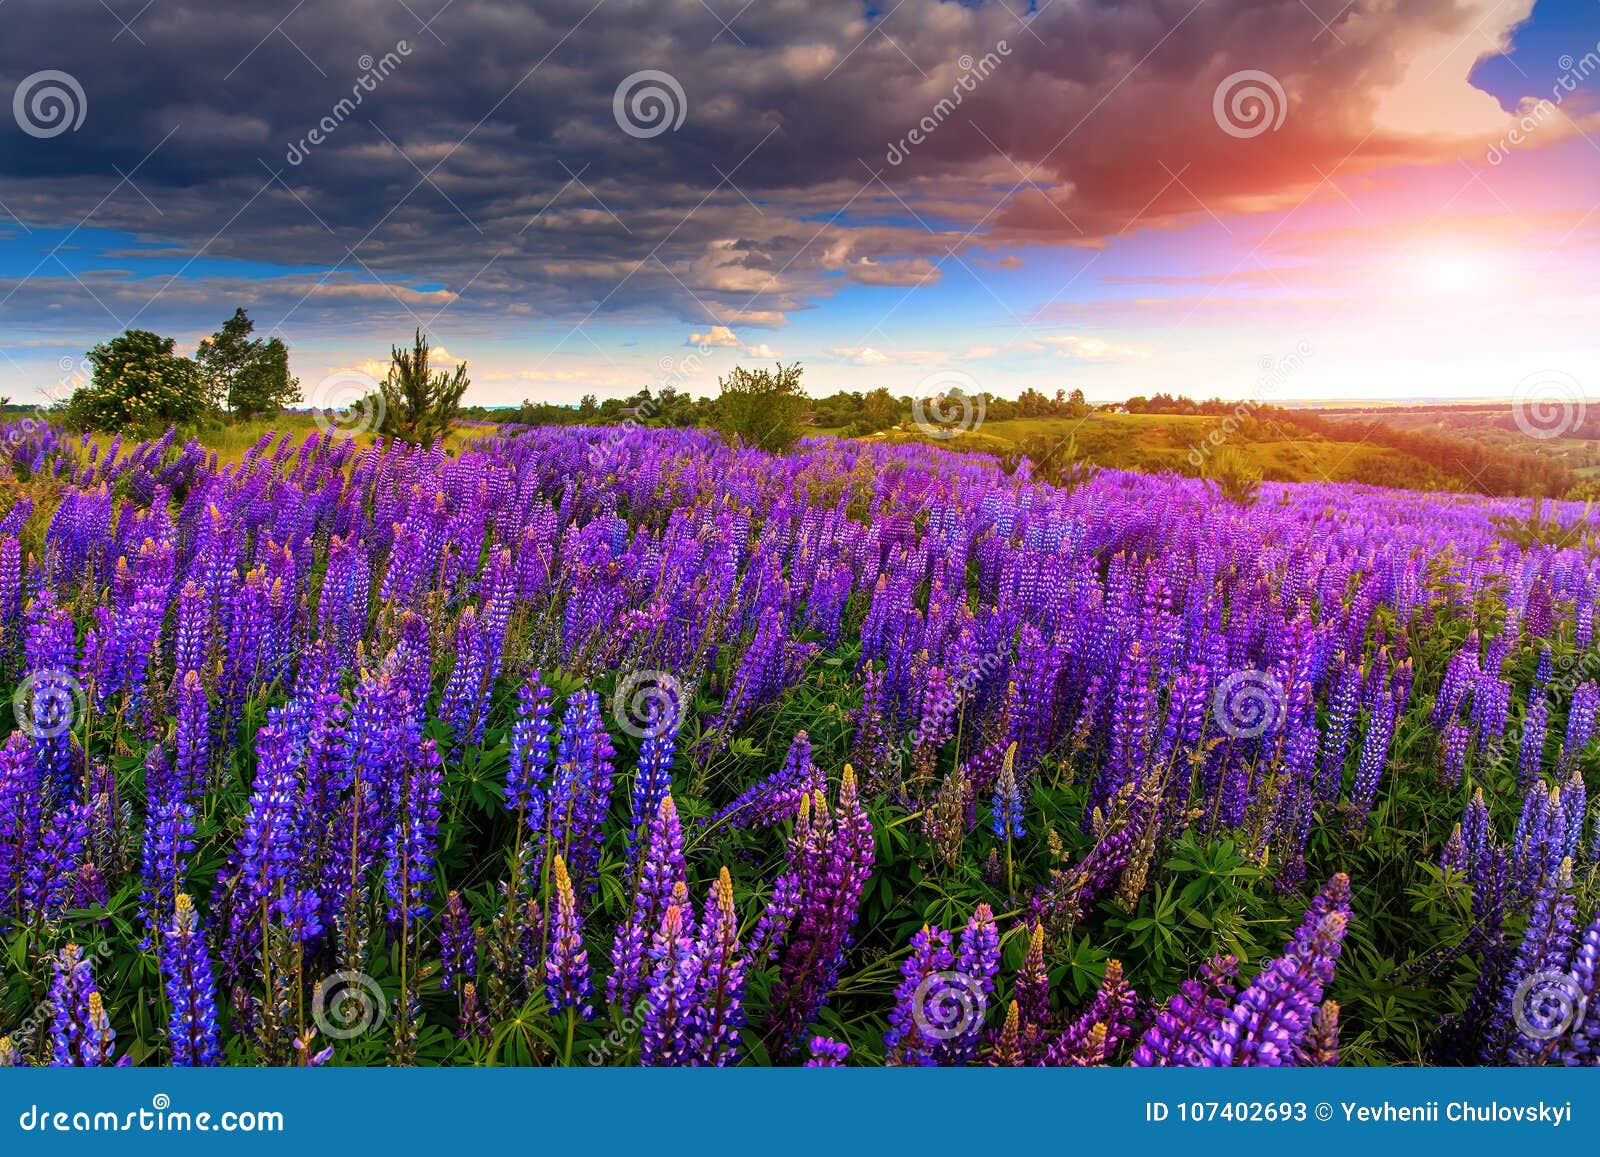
[[0, 416, 1595, 1067]]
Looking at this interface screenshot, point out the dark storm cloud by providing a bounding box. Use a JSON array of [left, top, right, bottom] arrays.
[[0, 0, 1526, 340]]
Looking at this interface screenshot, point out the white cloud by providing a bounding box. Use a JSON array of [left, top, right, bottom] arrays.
[[689, 325, 742, 348], [830, 346, 892, 366], [689, 326, 780, 359], [1041, 335, 1152, 361]]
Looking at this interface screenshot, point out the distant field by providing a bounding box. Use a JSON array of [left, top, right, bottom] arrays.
[[1320, 404, 1600, 478], [859, 411, 1461, 490]]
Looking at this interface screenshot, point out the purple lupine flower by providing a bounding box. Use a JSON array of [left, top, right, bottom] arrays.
[[1014, 922, 1051, 1049], [804, 1036, 850, 1067], [22, 592, 81, 799], [1562, 681, 1599, 770], [547, 689, 616, 892], [383, 739, 443, 923], [440, 890, 477, 993], [173, 670, 210, 799], [1131, 955, 1241, 1067], [23, 801, 90, 921], [990, 748, 1025, 839], [139, 745, 196, 936], [686, 866, 746, 1066], [1202, 873, 1353, 1066], [1442, 720, 1470, 787], [624, 705, 679, 867], [608, 793, 687, 1010], [161, 893, 222, 1066], [1519, 695, 1549, 789], [0, 731, 42, 927], [707, 730, 822, 833], [1493, 857, 1577, 1064], [545, 854, 593, 1020], [48, 943, 116, 1067], [506, 675, 555, 825], [639, 889, 700, 1066], [762, 767, 875, 1057], [944, 903, 1002, 1064], [1040, 959, 1138, 1066], [884, 923, 955, 1066]]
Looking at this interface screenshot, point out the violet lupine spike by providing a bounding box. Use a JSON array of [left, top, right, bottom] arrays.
[[440, 890, 477, 994], [173, 670, 211, 800], [608, 793, 687, 1010], [1202, 872, 1353, 1067], [990, 744, 1025, 839], [762, 766, 874, 1058], [948, 903, 1001, 1063], [1493, 857, 1577, 1064], [547, 689, 616, 893], [1040, 959, 1138, 1066], [0, 731, 43, 928], [638, 889, 699, 1066], [707, 730, 821, 833], [1014, 922, 1051, 1044], [686, 866, 747, 1066], [1130, 955, 1241, 1067], [883, 923, 955, 1066], [545, 854, 594, 1021], [804, 1036, 850, 1067], [48, 943, 116, 1067], [161, 893, 223, 1067], [139, 745, 196, 937], [624, 706, 679, 865], [383, 738, 444, 924], [505, 678, 556, 825]]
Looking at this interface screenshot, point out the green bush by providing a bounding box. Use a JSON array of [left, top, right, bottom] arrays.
[[712, 362, 808, 452], [66, 329, 208, 434]]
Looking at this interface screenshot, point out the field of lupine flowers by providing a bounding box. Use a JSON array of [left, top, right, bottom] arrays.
[[0, 417, 1597, 1068]]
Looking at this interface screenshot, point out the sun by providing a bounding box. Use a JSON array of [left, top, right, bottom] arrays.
[[1408, 250, 1483, 294]]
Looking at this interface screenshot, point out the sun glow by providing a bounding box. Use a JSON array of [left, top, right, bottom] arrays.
[[1407, 250, 1485, 294]]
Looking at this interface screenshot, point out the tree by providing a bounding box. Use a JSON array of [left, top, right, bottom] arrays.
[[232, 336, 299, 417], [854, 386, 900, 434], [713, 362, 808, 452], [195, 308, 254, 412], [67, 329, 208, 434], [379, 329, 469, 444], [196, 308, 301, 417]]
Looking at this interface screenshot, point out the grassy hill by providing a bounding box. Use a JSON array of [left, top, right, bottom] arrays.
[[858, 411, 1466, 491]]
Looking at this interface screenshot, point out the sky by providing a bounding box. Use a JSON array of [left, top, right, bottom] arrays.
[[0, 0, 1596, 409]]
